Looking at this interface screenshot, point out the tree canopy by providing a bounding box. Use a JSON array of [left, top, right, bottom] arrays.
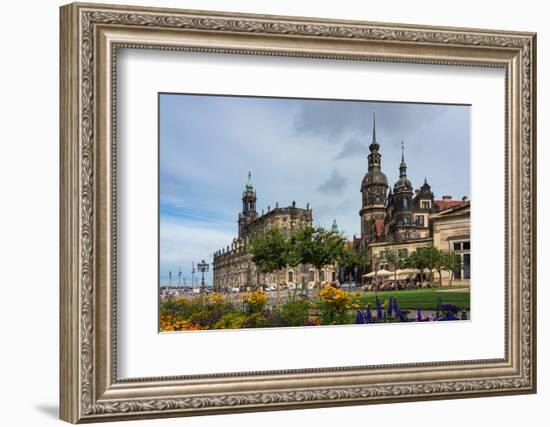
[[248, 228, 291, 275], [290, 225, 346, 274]]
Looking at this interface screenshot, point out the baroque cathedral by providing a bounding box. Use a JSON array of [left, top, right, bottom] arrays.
[[212, 173, 338, 292], [212, 109, 471, 291]]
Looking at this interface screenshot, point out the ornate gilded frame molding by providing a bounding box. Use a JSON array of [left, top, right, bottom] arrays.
[[60, 2, 536, 423]]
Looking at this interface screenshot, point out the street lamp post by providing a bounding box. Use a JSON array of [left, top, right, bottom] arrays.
[[197, 259, 210, 293], [191, 262, 195, 292]]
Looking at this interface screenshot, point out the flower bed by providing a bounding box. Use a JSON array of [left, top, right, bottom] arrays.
[[159, 285, 468, 331]]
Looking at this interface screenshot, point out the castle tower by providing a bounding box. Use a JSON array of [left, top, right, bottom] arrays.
[[391, 141, 415, 239], [238, 171, 258, 238], [360, 107, 388, 243]]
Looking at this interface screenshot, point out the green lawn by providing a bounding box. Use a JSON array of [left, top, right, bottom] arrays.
[[360, 288, 470, 311]]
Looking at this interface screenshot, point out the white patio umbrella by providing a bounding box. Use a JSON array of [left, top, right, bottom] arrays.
[[379, 269, 394, 276], [395, 268, 420, 278], [364, 269, 393, 279]]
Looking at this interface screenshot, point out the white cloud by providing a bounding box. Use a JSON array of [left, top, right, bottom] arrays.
[[160, 216, 235, 283]]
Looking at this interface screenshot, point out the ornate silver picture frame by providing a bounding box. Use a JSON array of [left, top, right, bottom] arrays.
[[60, 2, 536, 423]]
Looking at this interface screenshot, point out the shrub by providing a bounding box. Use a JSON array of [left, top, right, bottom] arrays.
[[159, 293, 236, 331], [243, 312, 269, 328], [278, 299, 311, 327], [214, 312, 248, 329]]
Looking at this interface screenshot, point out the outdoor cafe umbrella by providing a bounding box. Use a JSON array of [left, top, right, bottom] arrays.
[[395, 268, 420, 279], [363, 269, 392, 278]]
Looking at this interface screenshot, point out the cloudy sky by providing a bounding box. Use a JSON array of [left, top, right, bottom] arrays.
[[159, 94, 470, 286]]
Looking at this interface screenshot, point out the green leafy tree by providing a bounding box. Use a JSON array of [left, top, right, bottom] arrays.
[[337, 247, 359, 290], [415, 246, 444, 287], [291, 225, 346, 292], [406, 247, 434, 286], [369, 253, 384, 290], [433, 249, 447, 287], [385, 248, 403, 282], [442, 251, 462, 286], [356, 248, 371, 287], [248, 228, 291, 304]]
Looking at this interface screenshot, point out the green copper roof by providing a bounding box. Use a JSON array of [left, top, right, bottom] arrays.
[[331, 219, 339, 233], [245, 171, 253, 191]]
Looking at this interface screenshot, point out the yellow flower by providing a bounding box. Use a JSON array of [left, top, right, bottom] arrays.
[[208, 292, 224, 304], [242, 290, 268, 306], [319, 285, 351, 308]]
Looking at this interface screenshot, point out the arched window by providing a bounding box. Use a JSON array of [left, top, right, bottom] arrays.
[[403, 198, 408, 209], [320, 270, 325, 282], [288, 271, 294, 282], [308, 270, 315, 282]]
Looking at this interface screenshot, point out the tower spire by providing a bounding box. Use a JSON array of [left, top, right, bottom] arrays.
[[246, 171, 253, 191], [399, 140, 407, 178], [368, 106, 381, 171], [372, 106, 377, 144], [331, 219, 339, 234]]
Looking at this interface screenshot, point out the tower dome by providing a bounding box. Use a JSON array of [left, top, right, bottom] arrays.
[[393, 140, 412, 191], [359, 107, 389, 243], [361, 107, 388, 189]]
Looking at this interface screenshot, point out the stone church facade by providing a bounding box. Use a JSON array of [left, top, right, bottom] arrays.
[[212, 173, 336, 292]]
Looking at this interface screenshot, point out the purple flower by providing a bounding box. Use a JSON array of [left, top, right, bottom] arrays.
[[366, 305, 374, 323], [441, 304, 459, 314], [387, 298, 394, 318], [375, 297, 383, 321]]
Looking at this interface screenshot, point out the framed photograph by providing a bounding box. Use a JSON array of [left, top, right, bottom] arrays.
[[60, 2, 537, 423]]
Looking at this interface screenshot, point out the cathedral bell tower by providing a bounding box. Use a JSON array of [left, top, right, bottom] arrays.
[[238, 171, 258, 238], [360, 107, 388, 243]]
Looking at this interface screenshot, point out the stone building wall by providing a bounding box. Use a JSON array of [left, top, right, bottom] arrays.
[[213, 204, 335, 292]]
